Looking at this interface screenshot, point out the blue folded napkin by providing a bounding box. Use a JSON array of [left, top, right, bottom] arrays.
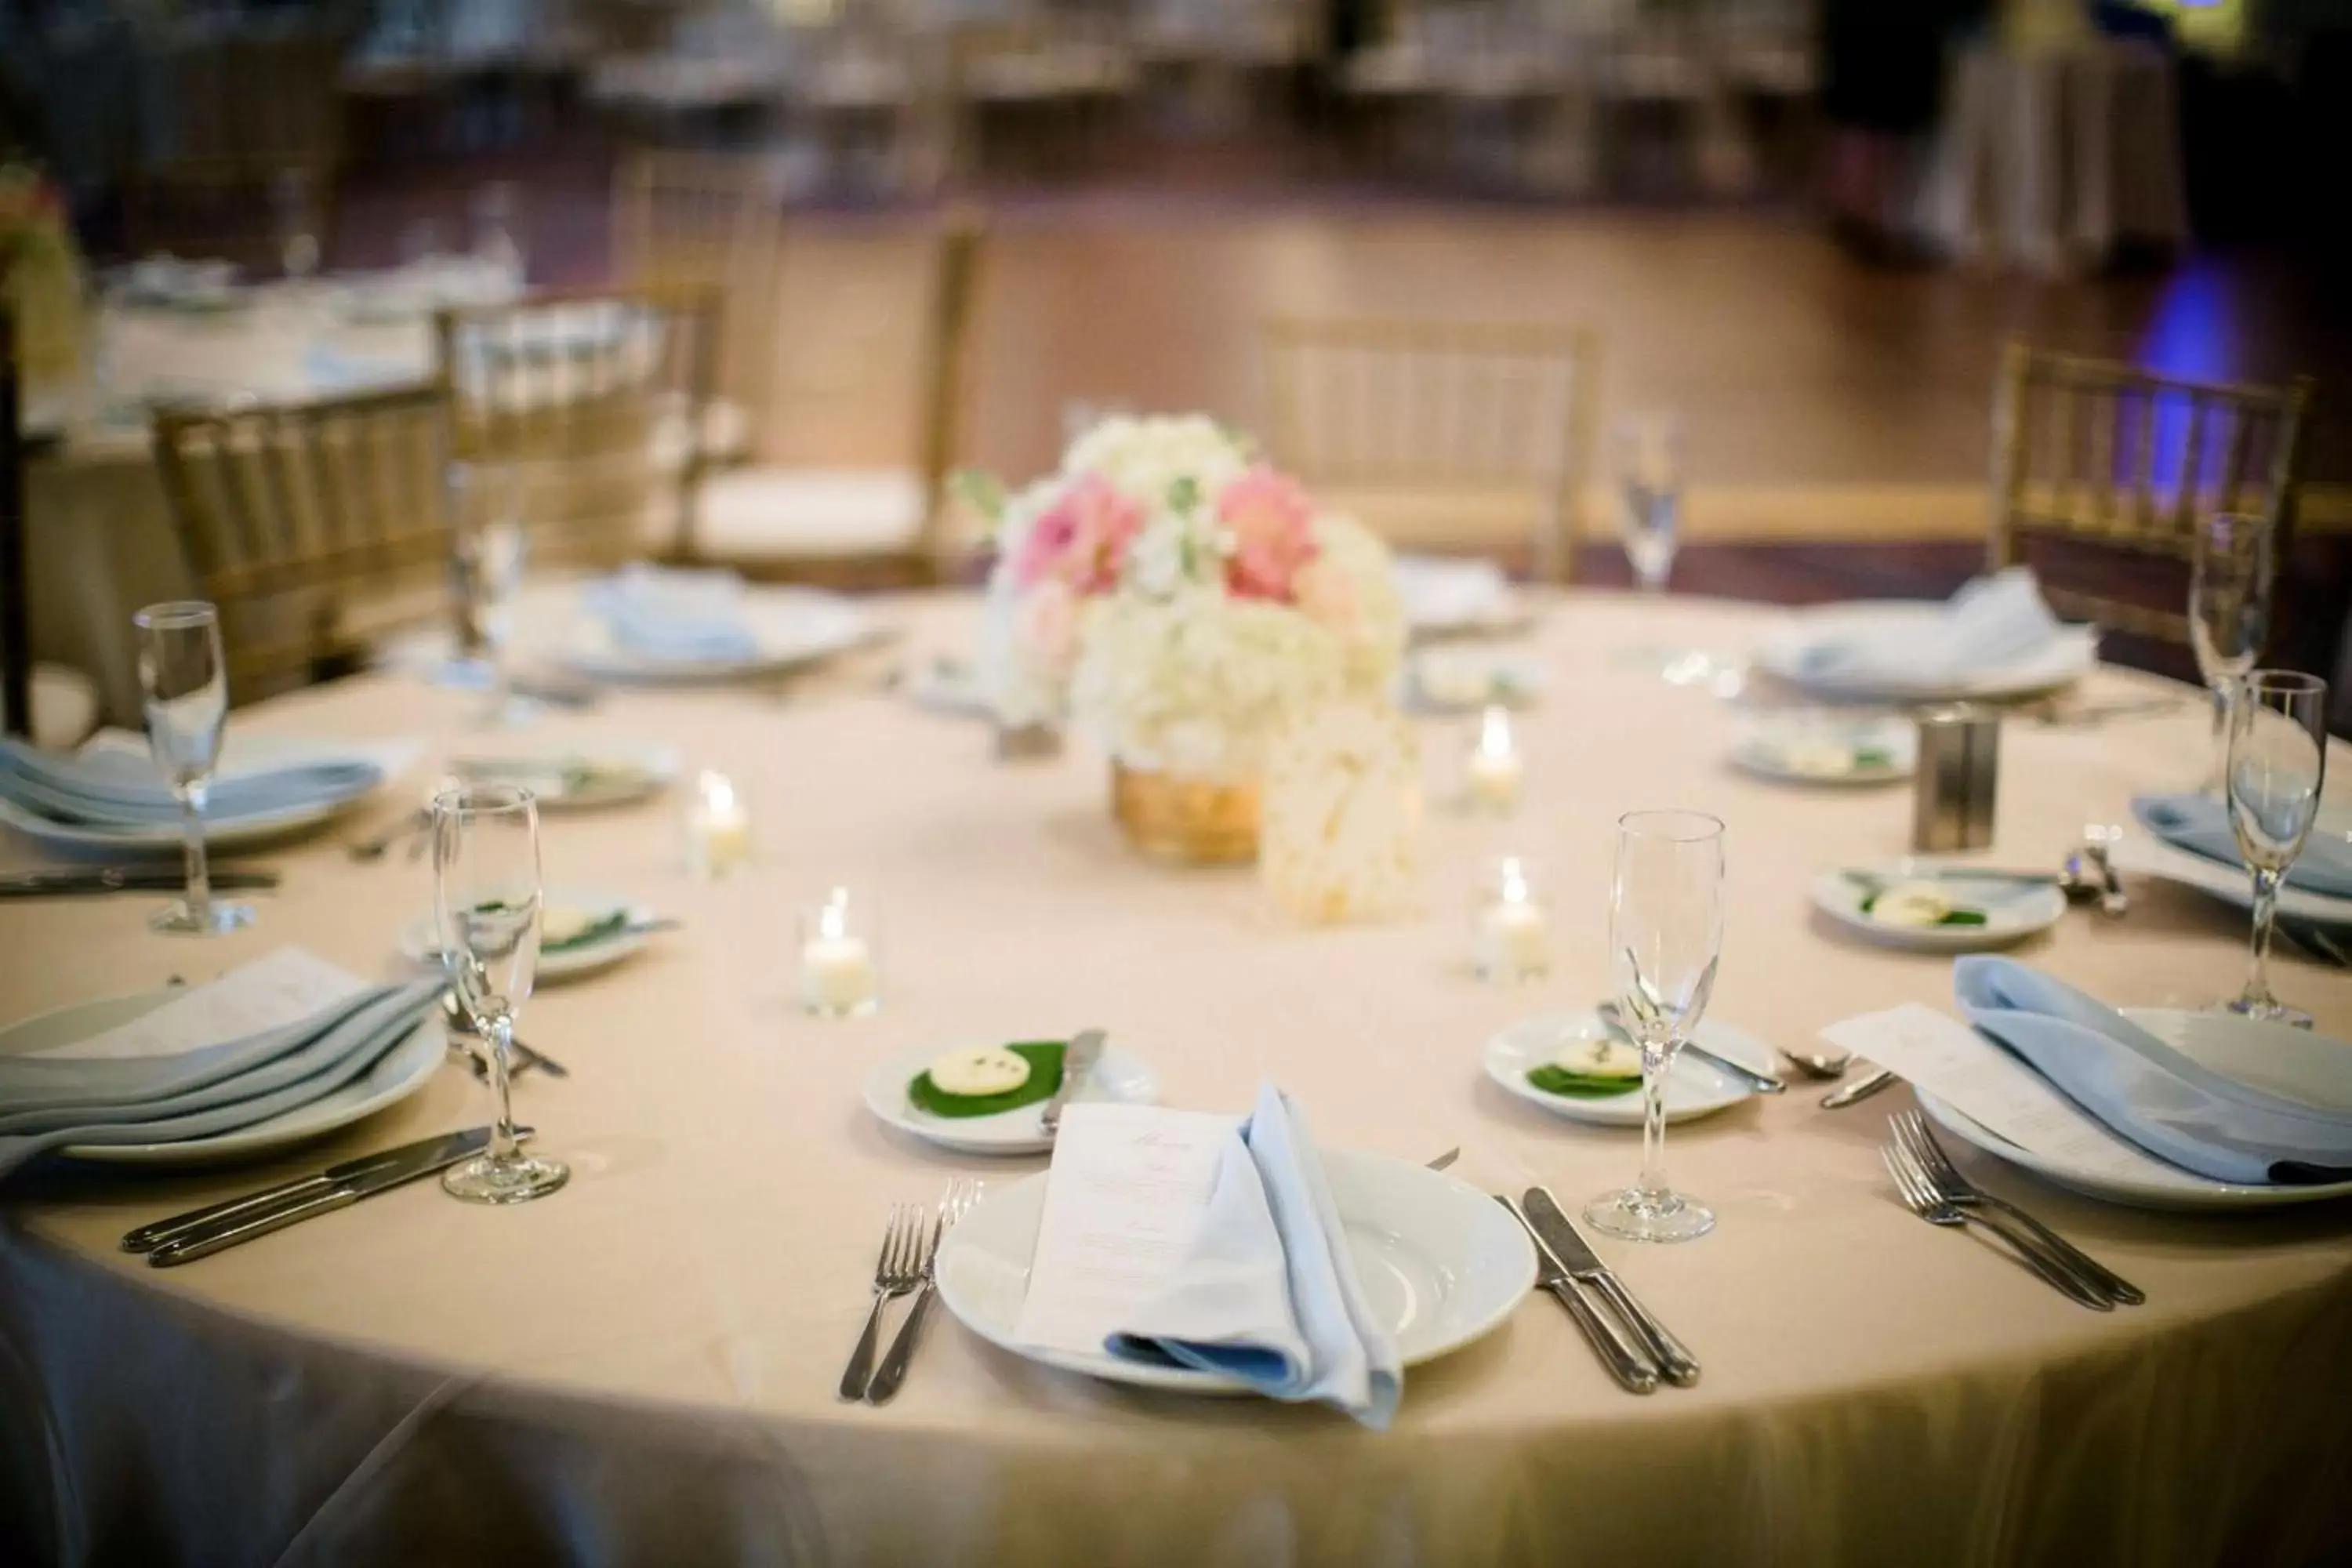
[[0, 737, 387, 829], [583, 564, 758, 662], [1798, 567, 2061, 685], [1106, 1083, 1403, 1427], [2131, 793, 2352, 901], [0, 979, 441, 1178], [1955, 956, 2352, 1185]]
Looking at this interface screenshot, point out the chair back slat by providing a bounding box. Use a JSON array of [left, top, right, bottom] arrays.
[[613, 151, 783, 422], [2, 315, 28, 738]]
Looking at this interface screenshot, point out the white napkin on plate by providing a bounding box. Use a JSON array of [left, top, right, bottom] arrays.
[[1795, 567, 2061, 686], [1393, 555, 1512, 633], [583, 564, 758, 662]]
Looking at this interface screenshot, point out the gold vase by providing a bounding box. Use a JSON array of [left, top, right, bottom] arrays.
[[1111, 763, 1261, 866]]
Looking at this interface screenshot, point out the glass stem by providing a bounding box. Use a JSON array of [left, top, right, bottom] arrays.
[[1637, 1041, 1669, 1203], [2208, 687, 2229, 796], [2245, 868, 2282, 1007], [488, 1014, 520, 1163], [180, 782, 211, 921]]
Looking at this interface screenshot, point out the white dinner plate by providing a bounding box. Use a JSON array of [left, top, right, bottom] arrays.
[[935, 1148, 1537, 1394], [1483, 1011, 1780, 1126], [1917, 1008, 2352, 1211], [1, 990, 444, 1167], [862, 1040, 1160, 1155], [444, 740, 682, 812], [2107, 832, 2352, 930], [1403, 647, 1547, 713], [1809, 866, 2068, 953], [1730, 711, 1915, 786], [516, 584, 876, 684], [397, 886, 655, 982], [1750, 602, 2099, 701]]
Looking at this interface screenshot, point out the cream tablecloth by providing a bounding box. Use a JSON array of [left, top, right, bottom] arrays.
[[3, 592, 2350, 1566]]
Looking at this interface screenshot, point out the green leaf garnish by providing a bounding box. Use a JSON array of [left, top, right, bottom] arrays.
[[1853, 747, 1893, 770], [1857, 891, 1987, 927], [543, 909, 632, 953], [908, 1041, 1068, 1118], [1526, 1064, 1641, 1098]]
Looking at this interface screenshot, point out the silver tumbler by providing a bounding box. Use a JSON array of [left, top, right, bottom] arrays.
[[1912, 706, 2000, 852]]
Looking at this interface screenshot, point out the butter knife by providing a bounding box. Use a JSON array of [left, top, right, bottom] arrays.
[[1495, 1195, 1657, 1394], [0, 866, 279, 896], [1523, 1187, 1700, 1388], [1596, 1002, 1784, 1096], [143, 1126, 528, 1267], [122, 1127, 496, 1254], [1038, 1028, 1106, 1138]]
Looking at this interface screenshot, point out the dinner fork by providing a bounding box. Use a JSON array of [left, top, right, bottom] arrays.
[[1882, 1141, 2111, 1310], [866, 1180, 981, 1405], [1892, 1111, 2143, 1306], [838, 1204, 924, 1401]]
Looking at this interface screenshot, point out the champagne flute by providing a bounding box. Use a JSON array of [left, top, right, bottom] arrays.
[[2190, 512, 2274, 795], [1613, 414, 1713, 686], [2223, 670, 2330, 1026], [1586, 810, 1724, 1243], [451, 460, 532, 727], [134, 601, 252, 936], [434, 782, 568, 1203]]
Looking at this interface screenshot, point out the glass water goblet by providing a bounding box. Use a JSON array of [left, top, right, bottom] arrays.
[[2223, 670, 2330, 1026], [1587, 810, 1725, 1243], [2190, 512, 2274, 795], [434, 783, 568, 1203], [134, 601, 252, 936], [451, 461, 533, 727]]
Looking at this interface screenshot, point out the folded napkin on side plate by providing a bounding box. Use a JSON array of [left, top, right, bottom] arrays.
[[0, 735, 388, 828], [2131, 794, 2352, 900], [1392, 555, 1512, 632], [0, 978, 441, 1177], [1955, 956, 2352, 1184], [1106, 1083, 1402, 1427], [1797, 567, 2061, 685], [583, 564, 758, 661]]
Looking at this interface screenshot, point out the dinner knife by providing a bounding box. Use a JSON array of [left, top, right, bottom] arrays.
[[122, 1126, 499, 1254], [1523, 1187, 1700, 1388], [142, 1126, 529, 1268], [1596, 1003, 1784, 1097], [0, 866, 280, 897], [1494, 1195, 1657, 1394], [1039, 1027, 1106, 1137]]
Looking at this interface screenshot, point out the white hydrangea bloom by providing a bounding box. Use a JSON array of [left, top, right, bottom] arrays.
[[1062, 415, 1250, 513]]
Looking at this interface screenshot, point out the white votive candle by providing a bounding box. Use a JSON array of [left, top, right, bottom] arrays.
[[1465, 706, 1523, 813], [686, 770, 752, 878], [799, 888, 880, 1018], [1473, 856, 1549, 984]]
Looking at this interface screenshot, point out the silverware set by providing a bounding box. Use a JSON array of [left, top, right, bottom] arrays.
[[1882, 1110, 2143, 1310], [840, 1180, 979, 1405], [1498, 1185, 1698, 1395], [0, 865, 280, 898]]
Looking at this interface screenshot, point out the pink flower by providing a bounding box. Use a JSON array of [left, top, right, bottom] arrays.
[[1217, 466, 1319, 602], [1013, 474, 1143, 595], [1291, 555, 1360, 636], [1015, 578, 1081, 674]]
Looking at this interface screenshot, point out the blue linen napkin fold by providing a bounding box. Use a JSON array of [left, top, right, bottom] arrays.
[[1105, 1083, 1403, 1428], [1954, 956, 2352, 1185], [2131, 793, 2352, 901], [1796, 566, 2062, 685], [582, 564, 758, 661], [0, 738, 386, 829], [0, 978, 441, 1178]]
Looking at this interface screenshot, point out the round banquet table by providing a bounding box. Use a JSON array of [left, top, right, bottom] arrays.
[[4, 591, 2350, 1567]]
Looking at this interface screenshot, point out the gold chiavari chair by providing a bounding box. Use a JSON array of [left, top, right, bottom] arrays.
[[611, 150, 784, 466], [151, 383, 457, 704], [1989, 344, 2316, 650], [1258, 317, 1600, 582], [688, 207, 987, 588], [434, 285, 724, 572]]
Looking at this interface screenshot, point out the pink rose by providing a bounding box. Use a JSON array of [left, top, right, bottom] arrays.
[[1291, 556, 1360, 636], [1014, 578, 1080, 674], [1013, 474, 1143, 595], [1217, 466, 1319, 602]]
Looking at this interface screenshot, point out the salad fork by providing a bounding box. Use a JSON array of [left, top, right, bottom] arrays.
[[866, 1180, 982, 1405], [1892, 1111, 2143, 1305], [1882, 1141, 2111, 1310], [838, 1204, 924, 1401]]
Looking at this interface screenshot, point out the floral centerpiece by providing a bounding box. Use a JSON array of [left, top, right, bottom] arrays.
[[974, 415, 1404, 862], [0, 164, 85, 387]]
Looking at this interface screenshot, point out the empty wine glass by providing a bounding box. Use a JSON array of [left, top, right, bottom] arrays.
[[2190, 512, 2274, 794], [2223, 670, 2330, 1026], [134, 601, 252, 936], [270, 168, 320, 285], [1586, 810, 1724, 1243], [1613, 414, 1715, 686], [433, 782, 568, 1203], [450, 461, 532, 727]]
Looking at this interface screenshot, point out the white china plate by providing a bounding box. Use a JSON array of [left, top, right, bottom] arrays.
[[1730, 712, 1915, 786], [1392, 557, 1529, 641], [1750, 602, 2098, 701], [1483, 1011, 1780, 1126], [2107, 833, 2352, 929], [1917, 1008, 2352, 1210], [0, 734, 420, 858], [862, 1040, 1160, 1156], [398, 886, 655, 982], [2, 990, 443, 1167], [445, 740, 682, 812], [1809, 866, 2067, 953], [935, 1148, 1537, 1394], [521, 585, 875, 684], [1403, 647, 1547, 713]]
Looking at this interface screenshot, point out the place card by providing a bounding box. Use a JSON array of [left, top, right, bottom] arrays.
[[1820, 1004, 2189, 1183], [30, 949, 370, 1062], [1013, 1103, 1240, 1358]]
